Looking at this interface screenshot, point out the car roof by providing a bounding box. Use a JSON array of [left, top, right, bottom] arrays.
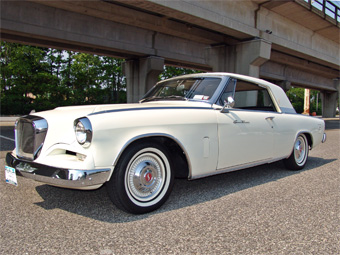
[[160, 72, 296, 114], [162, 72, 275, 89]]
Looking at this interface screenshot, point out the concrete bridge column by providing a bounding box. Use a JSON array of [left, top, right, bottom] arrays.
[[321, 79, 339, 118], [235, 39, 272, 78], [207, 39, 271, 78], [276, 80, 292, 92], [206, 45, 236, 73], [123, 56, 164, 103]]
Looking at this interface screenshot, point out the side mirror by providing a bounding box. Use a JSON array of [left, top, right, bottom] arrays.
[[220, 96, 235, 113]]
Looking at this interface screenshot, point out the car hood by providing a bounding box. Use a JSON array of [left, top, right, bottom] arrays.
[[27, 101, 212, 151], [32, 101, 212, 120]]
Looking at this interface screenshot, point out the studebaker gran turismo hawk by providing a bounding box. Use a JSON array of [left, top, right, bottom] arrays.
[[6, 73, 326, 214]]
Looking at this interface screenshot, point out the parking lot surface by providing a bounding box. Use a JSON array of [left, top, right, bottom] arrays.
[[0, 119, 339, 254]]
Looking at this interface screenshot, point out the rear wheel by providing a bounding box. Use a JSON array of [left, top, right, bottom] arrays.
[[283, 134, 309, 170], [107, 141, 174, 214]]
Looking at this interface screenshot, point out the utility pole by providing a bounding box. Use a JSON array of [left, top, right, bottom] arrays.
[[303, 88, 310, 115]]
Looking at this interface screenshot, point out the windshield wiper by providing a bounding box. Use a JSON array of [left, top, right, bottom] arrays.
[[164, 96, 188, 101], [140, 96, 164, 103], [140, 95, 187, 103]]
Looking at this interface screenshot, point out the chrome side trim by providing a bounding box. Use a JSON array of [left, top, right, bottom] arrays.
[[89, 106, 213, 116], [189, 157, 286, 180], [6, 152, 111, 189]]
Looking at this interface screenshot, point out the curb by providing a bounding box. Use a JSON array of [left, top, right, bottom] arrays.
[[0, 151, 11, 159], [0, 117, 19, 127]]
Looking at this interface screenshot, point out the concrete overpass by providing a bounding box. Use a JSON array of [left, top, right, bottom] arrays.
[[1, 0, 339, 117]]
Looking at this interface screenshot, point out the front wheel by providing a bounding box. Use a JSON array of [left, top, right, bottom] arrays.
[[107, 142, 174, 214], [283, 134, 309, 170]]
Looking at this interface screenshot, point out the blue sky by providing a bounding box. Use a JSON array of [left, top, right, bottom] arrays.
[[331, 1, 340, 8]]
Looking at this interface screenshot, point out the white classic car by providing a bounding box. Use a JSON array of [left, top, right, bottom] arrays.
[[6, 73, 326, 214]]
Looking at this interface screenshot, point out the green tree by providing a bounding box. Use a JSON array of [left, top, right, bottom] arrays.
[[0, 42, 59, 114], [100, 57, 126, 103], [66, 52, 101, 104], [160, 65, 202, 80], [310, 90, 322, 115], [286, 87, 322, 115], [1, 43, 128, 115], [1, 42, 207, 116], [286, 87, 304, 113]]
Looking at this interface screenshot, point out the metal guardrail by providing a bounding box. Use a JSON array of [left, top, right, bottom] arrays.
[[304, 0, 340, 25]]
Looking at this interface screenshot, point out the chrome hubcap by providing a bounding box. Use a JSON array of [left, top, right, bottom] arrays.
[[126, 153, 165, 202], [294, 136, 306, 165]]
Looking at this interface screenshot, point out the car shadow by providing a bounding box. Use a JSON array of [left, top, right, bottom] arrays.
[[34, 156, 336, 223]]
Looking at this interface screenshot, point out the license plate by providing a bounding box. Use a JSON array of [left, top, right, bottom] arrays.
[[5, 166, 18, 186]]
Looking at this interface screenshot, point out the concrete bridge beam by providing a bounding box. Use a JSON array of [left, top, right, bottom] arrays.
[[122, 56, 165, 103]]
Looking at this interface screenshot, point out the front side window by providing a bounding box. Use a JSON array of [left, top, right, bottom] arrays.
[[218, 78, 236, 105], [141, 77, 222, 103]]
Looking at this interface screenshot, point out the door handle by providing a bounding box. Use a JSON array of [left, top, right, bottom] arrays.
[[266, 116, 275, 128], [233, 120, 249, 124]]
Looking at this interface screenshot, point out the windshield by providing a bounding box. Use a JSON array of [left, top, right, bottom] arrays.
[[141, 77, 222, 103]]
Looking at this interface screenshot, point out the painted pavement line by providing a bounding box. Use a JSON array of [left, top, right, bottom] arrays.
[[0, 135, 15, 142]]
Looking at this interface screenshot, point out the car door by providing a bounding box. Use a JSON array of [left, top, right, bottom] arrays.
[[216, 79, 276, 170]]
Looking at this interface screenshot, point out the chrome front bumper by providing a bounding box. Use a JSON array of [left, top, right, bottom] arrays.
[[6, 152, 111, 189]]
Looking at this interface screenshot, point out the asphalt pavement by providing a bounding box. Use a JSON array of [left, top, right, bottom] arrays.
[[0, 118, 339, 254]]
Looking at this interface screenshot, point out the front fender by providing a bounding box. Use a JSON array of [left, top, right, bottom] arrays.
[[87, 108, 219, 178]]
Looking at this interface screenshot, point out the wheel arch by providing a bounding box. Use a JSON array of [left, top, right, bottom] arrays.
[[283, 131, 311, 170], [113, 133, 191, 179], [297, 131, 313, 149], [303, 132, 313, 149], [286, 131, 313, 160]]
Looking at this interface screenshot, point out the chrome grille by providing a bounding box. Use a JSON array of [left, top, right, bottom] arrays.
[[15, 116, 48, 161]]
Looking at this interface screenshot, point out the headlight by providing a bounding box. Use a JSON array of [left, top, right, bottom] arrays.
[[74, 117, 92, 147]]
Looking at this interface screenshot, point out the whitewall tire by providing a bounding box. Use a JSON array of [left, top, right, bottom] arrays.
[[284, 134, 309, 170], [107, 141, 174, 214]]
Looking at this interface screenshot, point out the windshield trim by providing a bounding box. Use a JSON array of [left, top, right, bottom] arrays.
[[140, 95, 188, 103], [141, 76, 229, 104]]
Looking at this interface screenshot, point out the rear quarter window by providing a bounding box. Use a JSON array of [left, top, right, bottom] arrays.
[[233, 80, 276, 112]]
